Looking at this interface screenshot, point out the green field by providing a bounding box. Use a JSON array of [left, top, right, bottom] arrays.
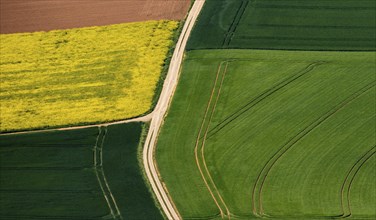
[[187, 0, 376, 50], [0, 123, 163, 220], [158, 0, 376, 218], [156, 50, 376, 219]]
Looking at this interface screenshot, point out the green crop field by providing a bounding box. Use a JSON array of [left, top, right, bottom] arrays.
[[157, 0, 376, 218], [187, 0, 376, 50], [0, 123, 163, 220], [156, 50, 376, 219]]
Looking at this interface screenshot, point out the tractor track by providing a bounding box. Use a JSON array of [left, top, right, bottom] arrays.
[[251, 82, 375, 216]]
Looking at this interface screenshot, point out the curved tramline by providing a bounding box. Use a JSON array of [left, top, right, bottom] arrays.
[[156, 49, 376, 219], [348, 153, 376, 217], [4, 0, 372, 218], [253, 82, 376, 217], [155, 0, 376, 218], [260, 87, 375, 218], [339, 145, 376, 217]]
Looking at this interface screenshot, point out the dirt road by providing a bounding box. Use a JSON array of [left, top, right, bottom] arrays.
[[142, 1, 206, 219]]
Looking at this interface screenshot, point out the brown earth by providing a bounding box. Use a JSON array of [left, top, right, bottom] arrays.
[[0, 0, 190, 34]]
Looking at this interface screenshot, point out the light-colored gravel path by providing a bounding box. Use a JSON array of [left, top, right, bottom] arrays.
[[142, 1, 206, 219]]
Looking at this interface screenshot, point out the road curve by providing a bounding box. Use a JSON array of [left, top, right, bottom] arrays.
[[142, 1, 206, 219]]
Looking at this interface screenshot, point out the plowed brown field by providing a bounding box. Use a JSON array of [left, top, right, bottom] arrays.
[[0, 0, 190, 34]]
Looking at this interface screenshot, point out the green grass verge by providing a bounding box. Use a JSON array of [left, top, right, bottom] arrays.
[[156, 49, 376, 219], [150, 20, 186, 113], [0, 123, 163, 220], [187, 0, 376, 50]]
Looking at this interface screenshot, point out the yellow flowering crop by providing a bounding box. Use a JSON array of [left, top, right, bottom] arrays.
[[0, 20, 179, 132]]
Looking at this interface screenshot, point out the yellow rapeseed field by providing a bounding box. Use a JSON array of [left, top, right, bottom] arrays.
[[0, 20, 178, 132]]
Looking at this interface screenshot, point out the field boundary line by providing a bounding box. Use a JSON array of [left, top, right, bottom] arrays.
[[339, 145, 376, 218], [184, 213, 223, 220], [0, 215, 105, 220], [0, 189, 95, 194], [0, 167, 92, 171], [0, 113, 153, 136], [252, 82, 376, 217], [207, 61, 324, 139]]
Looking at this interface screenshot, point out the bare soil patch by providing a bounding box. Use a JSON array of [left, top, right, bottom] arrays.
[[0, 0, 190, 34]]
